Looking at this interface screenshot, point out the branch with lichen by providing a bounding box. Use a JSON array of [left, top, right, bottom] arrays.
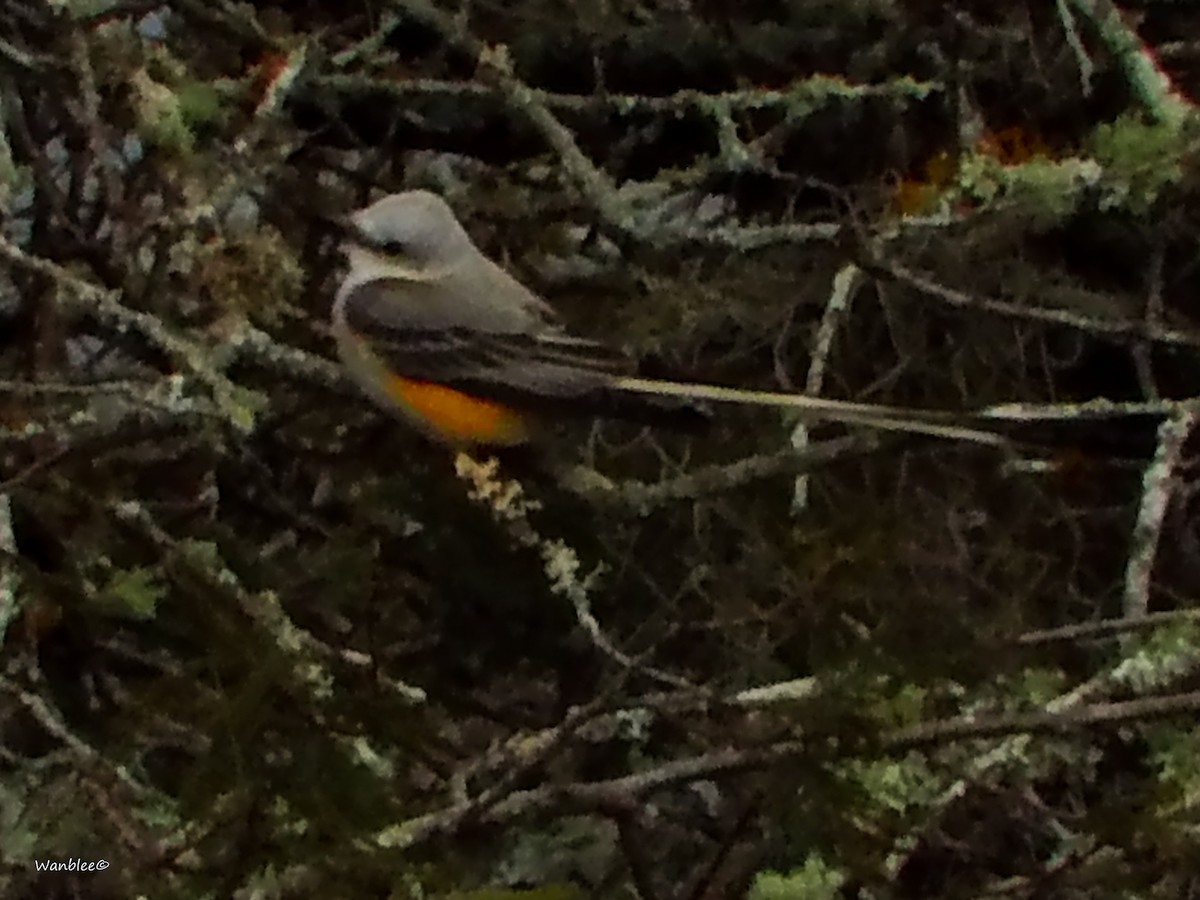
[[867, 255, 1200, 350], [0, 236, 264, 432], [110, 500, 427, 705], [881, 591, 1200, 878], [1124, 407, 1199, 617], [374, 0, 903, 248], [0, 493, 17, 645], [1065, 0, 1195, 126], [375, 685, 1200, 851], [317, 71, 936, 118], [791, 263, 863, 514], [378, 613, 1200, 855], [208, 316, 351, 395], [454, 453, 691, 688], [0, 377, 224, 494], [559, 433, 889, 514]]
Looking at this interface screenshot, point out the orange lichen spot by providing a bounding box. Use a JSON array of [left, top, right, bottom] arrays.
[[888, 127, 1055, 217], [385, 375, 530, 446], [888, 151, 959, 216], [890, 177, 938, 216], [975, 127, 1049, 166], [922, 150, 958, 186], [249, 51, 291, 104], [253, 51, 290, 83]]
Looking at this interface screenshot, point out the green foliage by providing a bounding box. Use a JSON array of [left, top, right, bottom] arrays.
[[957, 153, 1102, 227], [866, 681, 928, 727], [1111, 621, 1200, 693], [131, 68, 199, 154], [174, 80, 229, 130], [130, 47, 242, 155], [843, 751, 944, 817], [179, 538, 223, 572], [1088, 112, 1192, 213], [749, 856, 847, 900], [97, 564, 165, 619], [1147, 723, 1200, 822], [1013, 667, 1069, 706], [494, 817, 618, 890]]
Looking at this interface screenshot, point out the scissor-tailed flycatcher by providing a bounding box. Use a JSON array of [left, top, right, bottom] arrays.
[[328, 190, 1047, 449]]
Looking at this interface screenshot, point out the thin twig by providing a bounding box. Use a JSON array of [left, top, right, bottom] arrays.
[[791, 262, 862, 513], [1124, 406, 1199, 617]]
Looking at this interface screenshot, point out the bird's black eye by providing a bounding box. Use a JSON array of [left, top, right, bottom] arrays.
[[377, 239, 412, 256]]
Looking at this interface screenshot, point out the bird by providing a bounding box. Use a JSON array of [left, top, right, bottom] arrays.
[[328, 190, 1160, 452]]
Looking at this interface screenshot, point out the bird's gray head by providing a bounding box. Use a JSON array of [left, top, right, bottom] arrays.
[[344, 190, 474, 268]]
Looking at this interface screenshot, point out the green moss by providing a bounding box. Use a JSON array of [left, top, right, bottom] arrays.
[[1088, 112, 1195, 214], [749, 856, 847, 900]]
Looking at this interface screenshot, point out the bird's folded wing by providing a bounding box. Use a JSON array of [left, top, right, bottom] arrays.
[[340, 279, 632, 400]]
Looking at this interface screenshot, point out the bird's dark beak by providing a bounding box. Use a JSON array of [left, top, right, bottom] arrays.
[[315, 212, 358, 243]]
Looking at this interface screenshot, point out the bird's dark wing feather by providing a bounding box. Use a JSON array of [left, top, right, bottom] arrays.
[[341, 278, 633, 400]]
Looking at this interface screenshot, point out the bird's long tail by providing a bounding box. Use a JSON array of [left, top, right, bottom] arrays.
[[610, 375, 1171, 452]]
